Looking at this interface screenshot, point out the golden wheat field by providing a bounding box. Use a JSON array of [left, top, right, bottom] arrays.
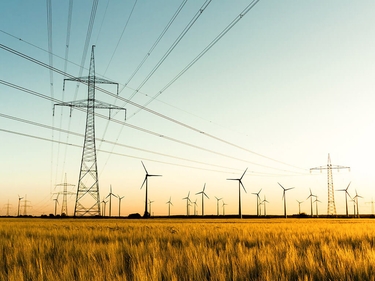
[[0, 218, 375, 281]]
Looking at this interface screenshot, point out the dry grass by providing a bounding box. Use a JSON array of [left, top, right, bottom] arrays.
[[0, 218, 374, 280]]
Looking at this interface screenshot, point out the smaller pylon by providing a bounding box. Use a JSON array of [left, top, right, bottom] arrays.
[[55, 173, 75, 216]]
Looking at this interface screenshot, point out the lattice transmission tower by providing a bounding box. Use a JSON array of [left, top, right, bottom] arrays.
[[310, 154, 350, 215], [55, 173, 75, 216], [54, 45, 126, 216]]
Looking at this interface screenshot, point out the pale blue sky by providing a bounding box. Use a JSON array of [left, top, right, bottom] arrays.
[[1, 1, 375, 216]]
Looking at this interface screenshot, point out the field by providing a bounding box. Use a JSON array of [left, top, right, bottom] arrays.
[[0, 218, 375, 280]]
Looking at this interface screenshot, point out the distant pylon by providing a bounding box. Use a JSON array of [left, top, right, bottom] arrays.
[[55, 173, 75, 216], [54, 45, 126, 216], [310, 154, 350, 216]]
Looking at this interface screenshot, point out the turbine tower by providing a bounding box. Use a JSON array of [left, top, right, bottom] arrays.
[[215, 197, 222, 216], [54, 45, 126, 216], [336, 182, 351, 217], [227, 168, 247, 218], [252, 188, 262, 216], [196, 183, 209, 216], [278, 182, 294, 218], [140, 161, 161, 218], [310, 154, 350, 216], [166, 197, 173, 217]]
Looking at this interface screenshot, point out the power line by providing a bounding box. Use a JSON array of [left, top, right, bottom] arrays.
[[121, 0, 188, 88], [0, 79, 307, 175], [0, 43, 307, 172], [103, 0, 138, 75], [0, 126, 300, 178], [121, 0, 212, 101], [135, 0, 260, 113], [0, 112, 283, 175]]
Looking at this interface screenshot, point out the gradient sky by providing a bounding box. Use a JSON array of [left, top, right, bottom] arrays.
[[1, 1, 375, 216]]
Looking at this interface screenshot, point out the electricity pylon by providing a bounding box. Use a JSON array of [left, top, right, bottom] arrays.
[[55, 173, 75, 216], [54, 45, 126, 216], [310, 154, 350, 216]]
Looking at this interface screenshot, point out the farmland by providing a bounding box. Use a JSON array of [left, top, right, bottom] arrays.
[[0, 218, 374, 280]]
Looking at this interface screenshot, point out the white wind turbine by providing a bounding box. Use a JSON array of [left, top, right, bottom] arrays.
[[196, 183, 209, 216], [227, 168, 248, 218], [182, 192, 192, 216], [336, 182, 352, 217], [278, 182, 294, 218], [215, 197, 222, 216], [166, 197, 173, 217]]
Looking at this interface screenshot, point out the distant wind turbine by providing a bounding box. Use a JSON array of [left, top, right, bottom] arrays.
[[353, 190, 363, 218], [306, 188, 316, 217], [366, 198, 375, 215], [262, 196, 269, 216], [17, 195, 23, 217], [215, 197, 222, 216], [101, 199, 108, 216], [252, 189, 262, 216], [193, 199, 198, 216], [314, 197, 322, 217], [148, 199, 154, 217], [166, 197, 173, 217], [140, 161, 161, 218], [105, 185, 117, 217], [196, 183, 209, 216], [227, 168, 248, 218], [278, 182, 295, 218], [222, 201, 228, 216], [296, 200, 303, 215], [117, 195, 124, 217], [182, 192, 192, 216], [53, 197, 59, 216], [336, 182, 352, 217]]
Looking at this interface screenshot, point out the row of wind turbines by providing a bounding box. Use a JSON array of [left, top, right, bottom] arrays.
[[89, 162, 366, 218]]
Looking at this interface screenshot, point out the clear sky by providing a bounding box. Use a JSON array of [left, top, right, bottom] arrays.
[[1, 1, 374, 217]]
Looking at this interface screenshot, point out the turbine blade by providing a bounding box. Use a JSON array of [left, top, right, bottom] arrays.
[[140, 177, 147, 189], [346, 181, 351, 191], [278, 182, 285, 190], [204, 193, 209, 199], [240, 168, 248, 180], [141, 161, 148, 175], [203, 183, 206, 191], [240, 181, 247, 193]]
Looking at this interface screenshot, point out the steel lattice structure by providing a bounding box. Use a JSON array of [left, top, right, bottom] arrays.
[[310, 154, 350, 216], [54, 45, 126, 216]]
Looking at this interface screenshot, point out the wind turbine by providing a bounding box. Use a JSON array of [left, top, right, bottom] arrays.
[[53, 197, 59, 216], [353, 190, 363, 218], [306, 188, 316, 217], [366, 198, 375, 215], [350, 198, 356, 217], [314, 197, 322, 217], [101, 199, 108, 217], [105, 185, 117, 217], [193, 199, 198, 216], [117, 195, 124, 217], [222, 201, 228, 216], [227, 168, 248, 218], [215, 197, 222, 216], [166, 197, 173, 217], [336, 182, 352, 217], [262, 196, 269, 217], [182, 192, 192, 216], [17, 195, 23, 217], [140, 161, 162, 218], [148, 199, 154, 217], [296, 200, 303, 215], [278, 182, 294, 218], [196, 183, 209, 216], [252, 188, 262, 216]]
